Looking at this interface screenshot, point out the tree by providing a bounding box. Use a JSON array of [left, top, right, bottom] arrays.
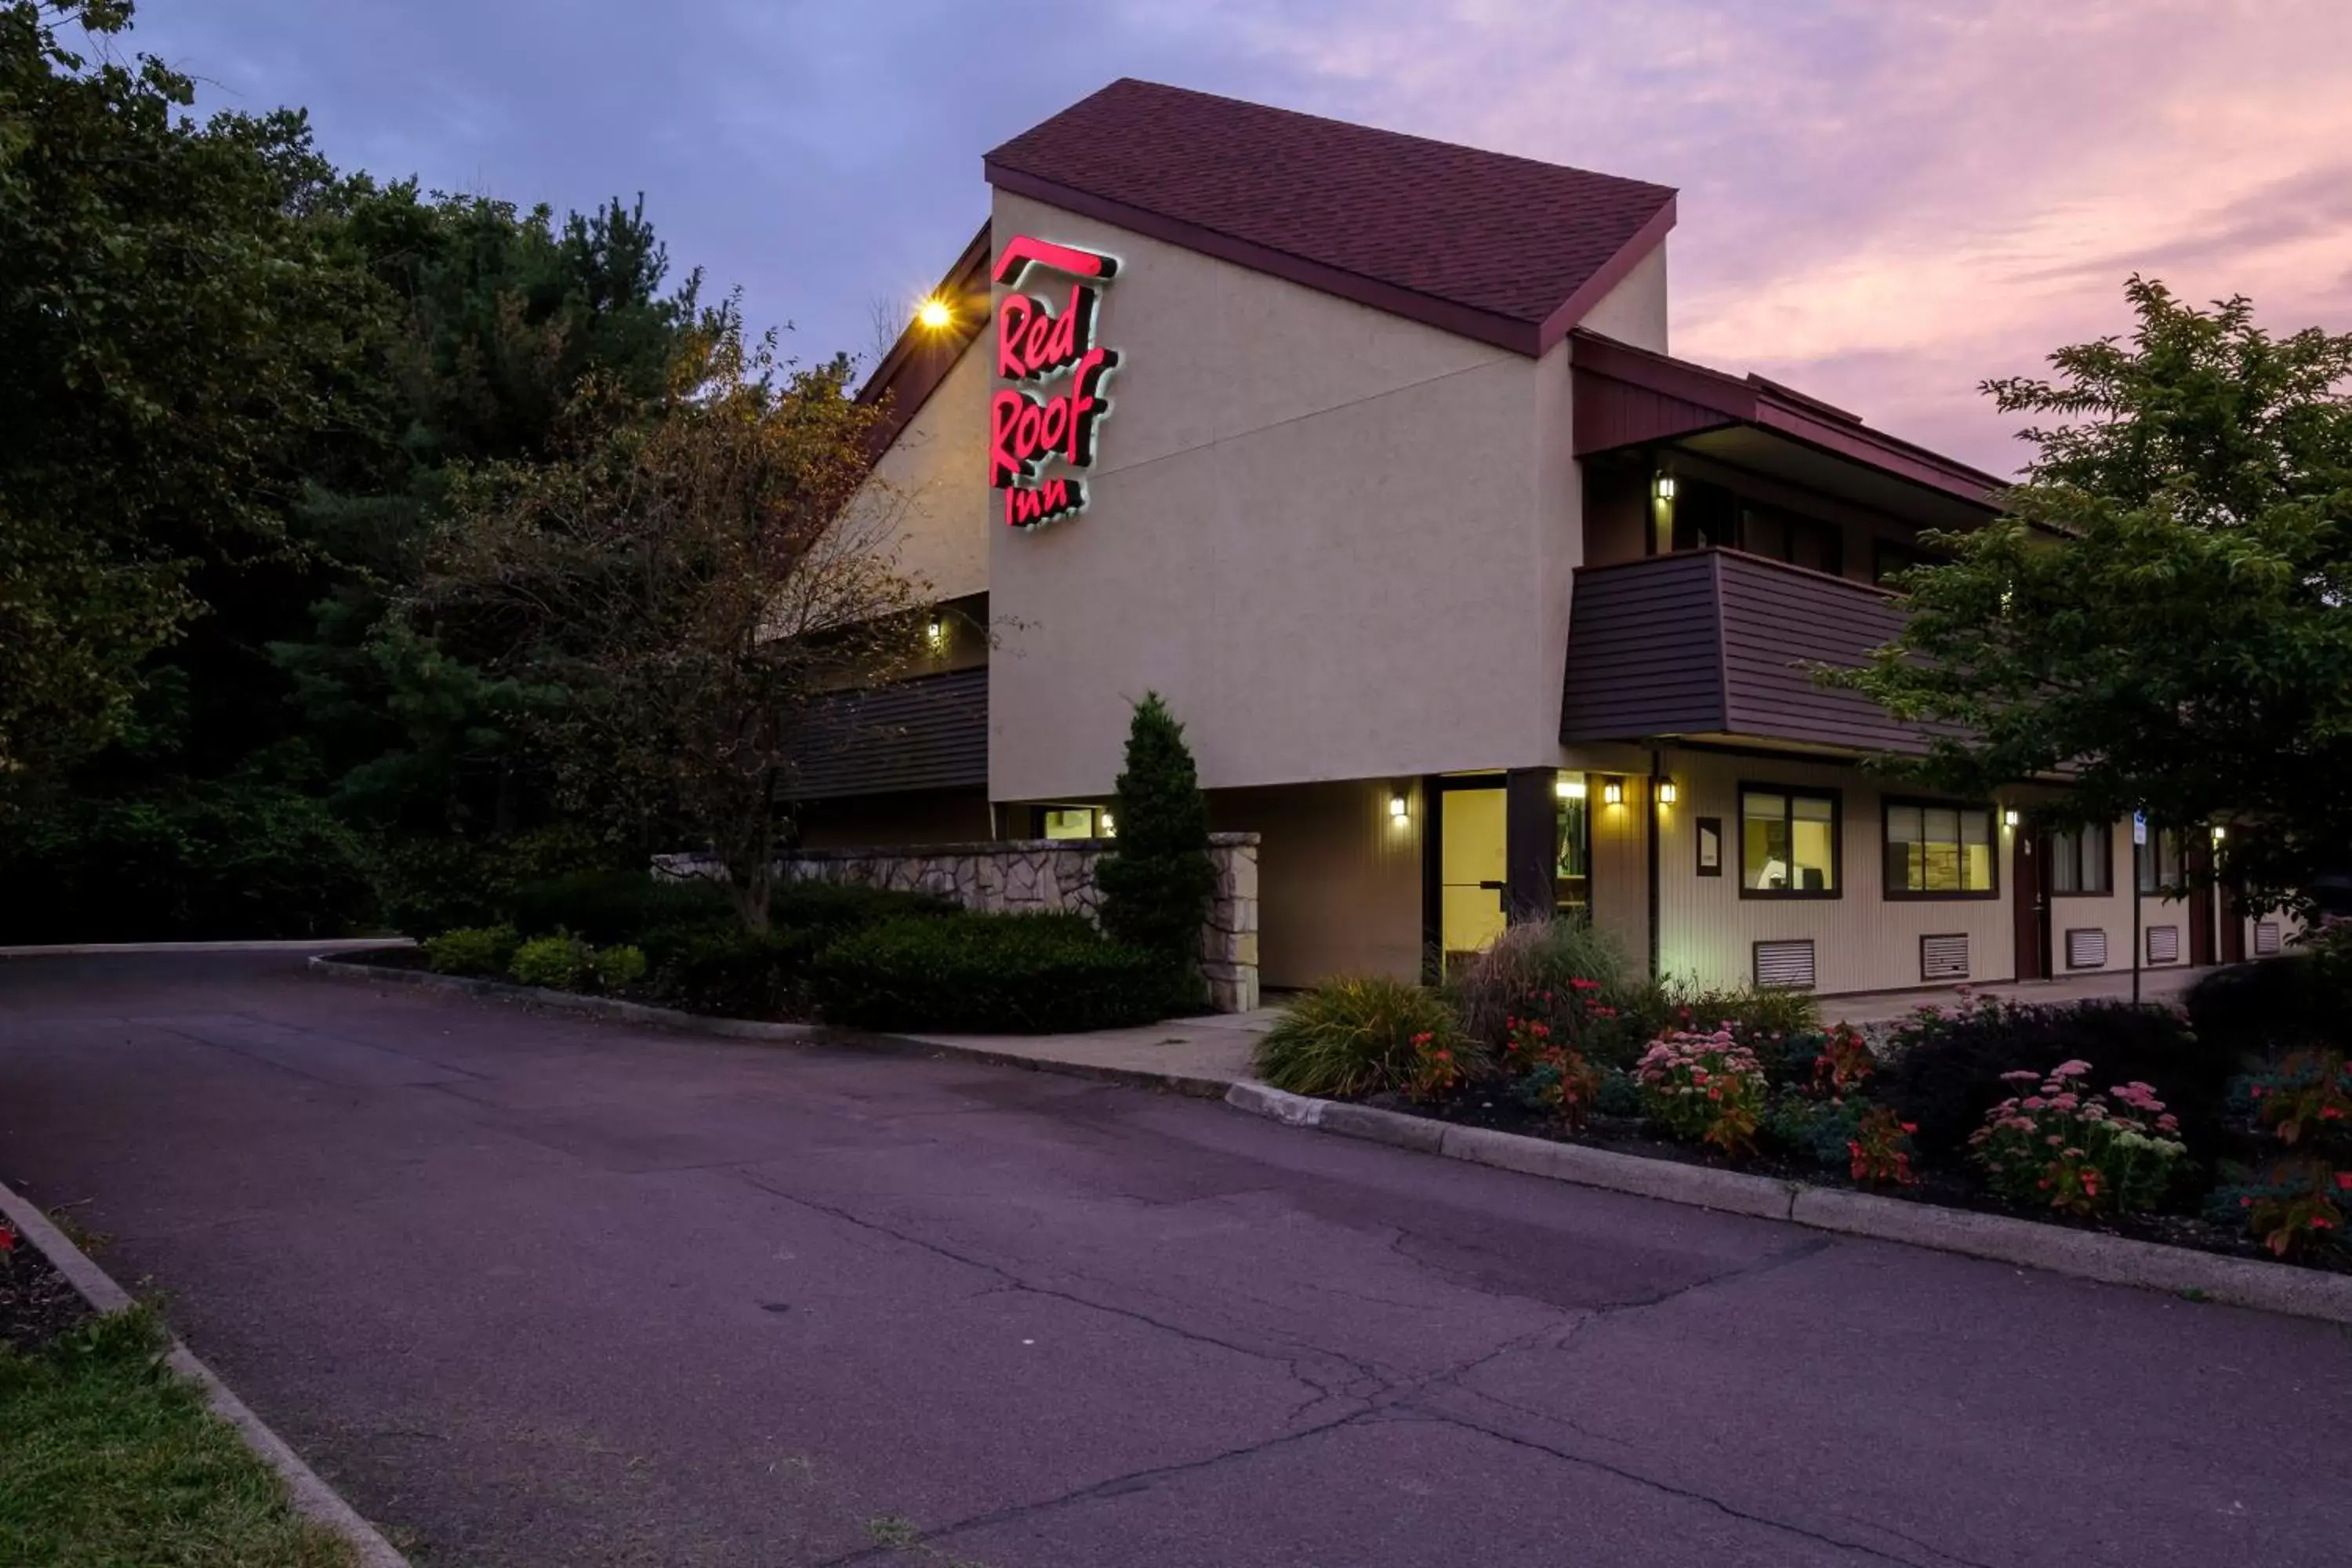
[[0, 0, 369, 787], [1096, 693, 1216, 984], [413, 321, 928, 931], [1840, 278, 2352, 911]]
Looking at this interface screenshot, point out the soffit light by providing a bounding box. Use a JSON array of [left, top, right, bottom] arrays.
[[916, 297, 953, 329], [1556, 777, 1587, 800], [2004, 809, 2021, 828]]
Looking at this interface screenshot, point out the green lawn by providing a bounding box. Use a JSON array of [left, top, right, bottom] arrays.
[[0, 1306, 355, 1567]]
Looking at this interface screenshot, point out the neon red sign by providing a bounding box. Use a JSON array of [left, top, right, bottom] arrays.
[[990, 236, 1120, 531]]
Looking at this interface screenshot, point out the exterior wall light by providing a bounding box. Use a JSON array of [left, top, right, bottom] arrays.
[[916, 297, 953, 329], [1098, 811, 1116, 837], [1654, 475, 1677, 502], [1556, 776, 1587, 800], [2003, 809, 2021, 829], [1602, 779, 1624, 806], [925, 615, 946, 647], [2211, 825, 2227, 842], [1655, 780, 1677, 806], [1388, 793, 1409, 822]]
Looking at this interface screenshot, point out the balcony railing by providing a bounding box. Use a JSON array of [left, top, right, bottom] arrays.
[[1559, 548, 1926, 753]]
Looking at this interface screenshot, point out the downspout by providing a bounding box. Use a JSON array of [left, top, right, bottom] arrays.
[[1646, 746, 1663, 982]]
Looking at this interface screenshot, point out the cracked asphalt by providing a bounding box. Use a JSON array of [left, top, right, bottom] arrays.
[[3, 952, 2349, 1566]]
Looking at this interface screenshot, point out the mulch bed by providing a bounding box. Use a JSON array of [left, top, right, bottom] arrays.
[[2, 1229, 96, 1353], [1367, 1090, 2348, 1275]]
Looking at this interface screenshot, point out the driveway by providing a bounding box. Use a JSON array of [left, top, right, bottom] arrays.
[[2, 951, 2346, 1567]]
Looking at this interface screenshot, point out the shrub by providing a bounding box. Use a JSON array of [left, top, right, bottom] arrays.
[[1634, 1029, 1768, 1156], [810, 913, 1178, 1033], [2213, 1159, 2351, 1258], [643, 924, 819, 1018], [595, 944, 648, 989], [1846, 1106, 1918, 1188], [506, 869, 731, 944], [766, 879, 957, 938], [0, 782, 376, 943], [1764, 1091, 1862, 1169], [1094, 692, 1217, 987], [510, 933, 593, 990], [1811, 1022, 1878, 1096], [1521, 1047, 1608, 1131], [1450, 917, 1630, 1033], [2186, 923, 2352, 1057], [1878, 996, 2234, 1163], [2223, 1051, 2352, 1255], [1667, 985, 1823, 1085], [423, 924, 519, 977], [1595, 1067, 1642, 1118], [1254, 976, 1476, 1098], [1968, 1062, 2187, 1214]]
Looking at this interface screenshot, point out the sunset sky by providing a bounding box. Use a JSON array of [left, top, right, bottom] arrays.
[[135, 0, 2352, 475]]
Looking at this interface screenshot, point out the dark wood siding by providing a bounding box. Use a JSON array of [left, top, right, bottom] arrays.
[[787, 668, 987, 800], [1560, 548, 1930, 754]]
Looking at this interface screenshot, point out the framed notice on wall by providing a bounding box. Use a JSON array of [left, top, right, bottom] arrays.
[[1697, 816, 1723, 876]]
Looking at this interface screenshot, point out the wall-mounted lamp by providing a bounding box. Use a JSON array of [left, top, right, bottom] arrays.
[[924, 615, 946, 648], [1388, 793, 1410, 823], [1602, 779, 1624, 806], [1653, 474, 1677, 502], [1556, 776, 1587, 800], [1655, 780, 1678, 806], [2003, 809, 2021, 829], [2211, 825, 2227, 843], [1098, 811, 1116, 837]]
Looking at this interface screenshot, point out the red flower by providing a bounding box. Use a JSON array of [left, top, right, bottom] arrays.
[[2336, 1172, 2352, 1192], [0, 1225, 13, 1253]]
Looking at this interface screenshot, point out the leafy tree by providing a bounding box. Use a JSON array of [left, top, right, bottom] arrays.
[[413, 322, 927, 931], [1096, 692, 1216, 982], [0, 0, 368, 786], [1841, 278, 2352, 910]]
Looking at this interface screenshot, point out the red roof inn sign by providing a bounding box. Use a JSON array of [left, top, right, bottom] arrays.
[[989, 235, 1120, 531]]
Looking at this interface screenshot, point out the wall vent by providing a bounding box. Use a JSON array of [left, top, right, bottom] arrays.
[[2146, 924, 2180, 965], [2256, 921, 2282, 956], [1753, 938, 1817, 991], [1920, 933, 1969, 982], [2064, 927, 2108, 970]]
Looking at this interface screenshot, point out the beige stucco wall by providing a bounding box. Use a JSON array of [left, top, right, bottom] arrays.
[[986, 191, 1606, 802], [852, 336, 995, 602], [1210, 779, 1423, 987], [1576, 242, 1668, 353]]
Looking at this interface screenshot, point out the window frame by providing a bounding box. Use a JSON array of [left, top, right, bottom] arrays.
[[2134, 824, 2186, 895], [1737, 782, 1844, 901], [2048, 820, 2115, 898], [1879, 796, 2001, 902]]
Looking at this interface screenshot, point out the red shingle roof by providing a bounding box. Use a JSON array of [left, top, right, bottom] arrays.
[[984, 79, 1676, 357]]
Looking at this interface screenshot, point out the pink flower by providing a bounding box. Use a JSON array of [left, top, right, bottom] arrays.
[[1999, 1070, 2041, 1085], [2022, 1097, 2046, 1110]]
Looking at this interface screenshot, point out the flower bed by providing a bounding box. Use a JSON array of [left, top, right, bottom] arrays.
[[1254, 919, 2352, 1274]]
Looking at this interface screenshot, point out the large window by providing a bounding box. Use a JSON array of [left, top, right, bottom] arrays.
[[1883, 801, 1996, 898], [2135, 826, 2185, 894], [1554, 775, 1591, 913], [1741, 787, 1839, 898], [2049, 822, 2113, 895]]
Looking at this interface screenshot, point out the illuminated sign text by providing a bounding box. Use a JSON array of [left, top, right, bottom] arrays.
[[989, 236, 1120, 531]]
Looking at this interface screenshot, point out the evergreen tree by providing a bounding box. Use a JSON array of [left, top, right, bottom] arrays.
[[1095, 693, 1217, 980]]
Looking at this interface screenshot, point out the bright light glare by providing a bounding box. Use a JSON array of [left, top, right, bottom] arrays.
[[916, 298, 953, 329]]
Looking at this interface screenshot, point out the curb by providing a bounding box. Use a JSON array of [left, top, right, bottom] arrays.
[[307, 955, 1233, 1100], [2, 938, 416, 959], [0, 1178, 408, 1567], [1221, 1082, 2352, 1326]]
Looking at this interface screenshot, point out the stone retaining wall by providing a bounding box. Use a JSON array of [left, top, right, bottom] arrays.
[[771, 833, 1261, 1013]]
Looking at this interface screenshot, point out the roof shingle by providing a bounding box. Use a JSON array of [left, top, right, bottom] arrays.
[[984, 79, 1676, 356]]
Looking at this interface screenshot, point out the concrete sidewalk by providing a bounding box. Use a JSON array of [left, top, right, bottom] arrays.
[[900, 1005, 1278, 1091], [1823, 963, 2209, 1025]]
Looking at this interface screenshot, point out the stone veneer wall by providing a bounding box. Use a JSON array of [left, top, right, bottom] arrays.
[[775, 833, 1261, 1013]]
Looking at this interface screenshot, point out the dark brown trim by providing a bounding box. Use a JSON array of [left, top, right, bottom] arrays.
[[1735, 780, 1845, 900], [1571, 330, 2007, 509], [1879, 795, 2002, 901], [1535, 198, 1679, 355], [989, 165, 1553, 357]]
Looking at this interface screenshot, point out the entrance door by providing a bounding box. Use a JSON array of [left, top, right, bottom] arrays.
[[2013, 829, 2050, 980], [1439, 780, 1508, 970], [2219, 887, 2247, 964]]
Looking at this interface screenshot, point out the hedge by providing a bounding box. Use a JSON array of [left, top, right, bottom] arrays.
[[809, 913, 1178, 1033]]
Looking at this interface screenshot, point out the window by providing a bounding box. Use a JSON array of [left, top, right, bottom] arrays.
[[1041, 807, 1105, 840], [2135, 826, 2184, 894], [1738, 506, 1843, 575], [2049, 822, 2113, 895], [1740, 787, 1839, 897], [1554, 776, 1591, 913], [1882, 801, 1996, 898]]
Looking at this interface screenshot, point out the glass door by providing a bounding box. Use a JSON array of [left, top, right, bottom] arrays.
[[1439, 779, 1508, 969]]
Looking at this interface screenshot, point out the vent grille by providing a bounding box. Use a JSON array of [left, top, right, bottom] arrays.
[[1920, 933, 1969, 982], [2064, 927, 2108, 970], [2256, 921, 2282, 956], [2146, 925, 2180, 965], [1754, 938, 1817, 991]]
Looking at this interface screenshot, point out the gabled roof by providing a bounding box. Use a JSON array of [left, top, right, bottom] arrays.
[[984, 79, 1676, 358], [855, 220, 992, 454]]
